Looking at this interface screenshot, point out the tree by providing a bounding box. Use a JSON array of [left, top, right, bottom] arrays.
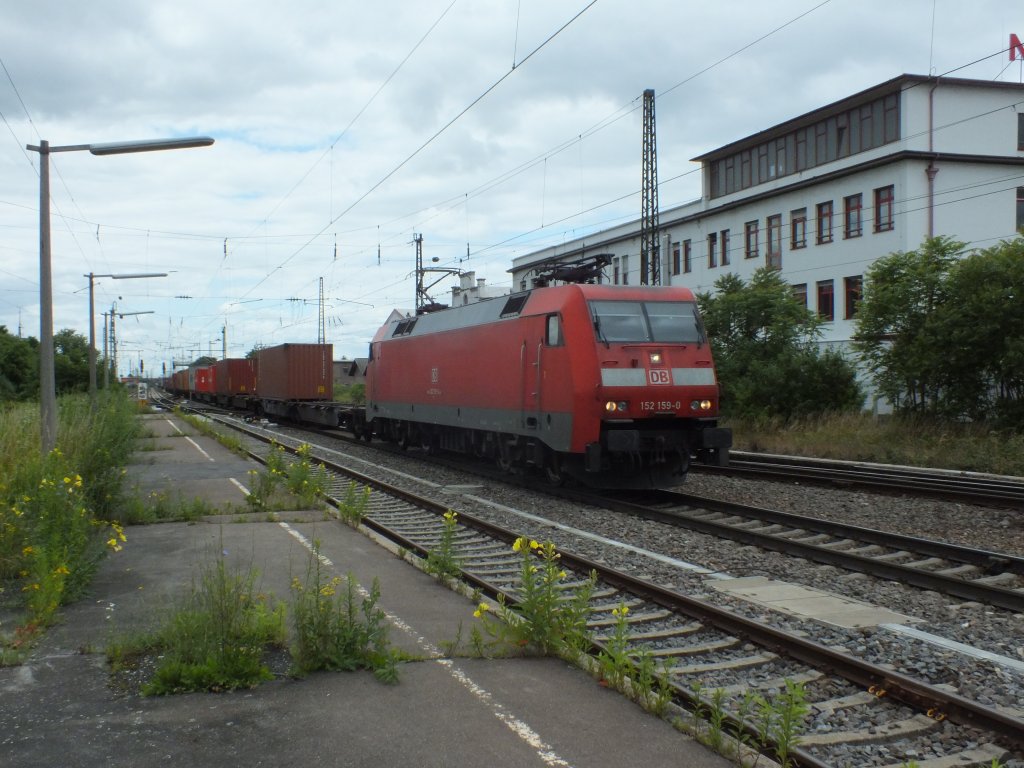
[[939, 239, 1024, 423], [852, 236, 964, 414], [53, 329, 90, 395], [698, 268, 863, 421], [0, 326, 38, 402]]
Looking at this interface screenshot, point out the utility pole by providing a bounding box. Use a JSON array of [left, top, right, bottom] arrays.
[[413, 233, 460, 314], [640, 88, 661, 286], [318, 277, 326, 345]]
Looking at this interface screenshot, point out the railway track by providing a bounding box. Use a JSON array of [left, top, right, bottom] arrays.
[[577, 487, 1024, 615], [185, 409, 1024, 768], [698, 451, 1024, 508]]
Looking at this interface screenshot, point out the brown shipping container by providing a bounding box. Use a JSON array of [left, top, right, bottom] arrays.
[[213, 358, 257, 396], [256, 343, 333, 400]]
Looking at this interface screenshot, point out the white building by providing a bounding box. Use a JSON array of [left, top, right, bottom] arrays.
[[511, 74, 1024, 350]]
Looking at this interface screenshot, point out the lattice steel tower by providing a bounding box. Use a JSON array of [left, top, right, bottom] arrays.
[[640, 88, 660, 285]]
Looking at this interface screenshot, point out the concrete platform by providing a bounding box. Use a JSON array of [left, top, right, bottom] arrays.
[[0, 411, 732, 768]]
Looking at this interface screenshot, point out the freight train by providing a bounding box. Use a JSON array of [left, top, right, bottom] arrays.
[[165, 281, 731, 488]]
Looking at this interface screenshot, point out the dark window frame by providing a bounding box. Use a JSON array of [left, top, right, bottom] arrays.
[[816, 201, 834, 244], [844, 276, 862, 320], [766, 214, 782, 269], [844, 194, 863, 239], [817, 279, 835, 321], [744, 221, 759, 258], [791, 208, 807, 249], [874, 185, 894, 232]]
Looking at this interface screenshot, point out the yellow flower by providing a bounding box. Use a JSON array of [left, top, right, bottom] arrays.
[[53, 565, 70, 576], [529, 540, 540, 550], [473, 603, 490, 618], [63, 476, 72, 485], [22, 545, 34, 556], [558, 571, 567, 579], [512, 537, 525, 553]]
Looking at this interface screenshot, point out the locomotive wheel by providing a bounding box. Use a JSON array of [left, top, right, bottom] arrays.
[[396, 423, 411, 450], [496, 436, 514, 473], [543, 452, 564, 486]]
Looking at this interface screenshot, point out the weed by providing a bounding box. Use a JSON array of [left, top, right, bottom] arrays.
[[596, 602, 632, 690], [289, 541, 400, 682], [425, 510, 462, 582], [284, 444, 328, 508], [336, 482, 371, 525], [475, 537, 595, 657], [142, 551, 286, 694]]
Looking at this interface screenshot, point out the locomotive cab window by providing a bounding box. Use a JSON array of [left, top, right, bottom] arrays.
[[590, 300, 704, 344], [546, 314, 563, 346]]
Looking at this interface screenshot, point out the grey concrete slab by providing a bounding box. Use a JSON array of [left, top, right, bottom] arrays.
[[0, 413, 734, 768], [709, 575, 915, 628]]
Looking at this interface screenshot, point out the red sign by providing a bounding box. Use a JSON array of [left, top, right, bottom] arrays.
[[1011, 34, 1024, 61]]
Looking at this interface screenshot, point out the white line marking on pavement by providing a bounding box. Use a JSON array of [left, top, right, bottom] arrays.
[[164, 417, 214, 461], [229, 477, 250, 496], [278, 521, 573, 768]]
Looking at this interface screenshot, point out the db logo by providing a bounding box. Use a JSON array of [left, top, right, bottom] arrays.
[[648, 369, 671, 385], [431, 367, 439, 383]]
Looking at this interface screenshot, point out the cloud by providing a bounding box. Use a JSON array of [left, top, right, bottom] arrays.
[[1, 0, 1019, 366]]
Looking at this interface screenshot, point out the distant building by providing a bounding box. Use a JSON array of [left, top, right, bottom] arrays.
[[450, 271, 509, 306], [511, 74, 1024, 358], [333, 357, 367, 388]]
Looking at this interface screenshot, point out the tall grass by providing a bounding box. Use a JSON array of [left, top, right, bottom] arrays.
[[0, 390, 139, 633], [728, 411, 1024, 476]]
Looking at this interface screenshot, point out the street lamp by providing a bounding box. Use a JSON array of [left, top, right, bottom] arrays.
[[85, 272, 166, 402], [26, 136, 213, 454]]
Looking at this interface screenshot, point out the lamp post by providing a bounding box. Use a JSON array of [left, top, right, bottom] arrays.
[[26, 136, 213, 454], [86, 272, 166, 402]]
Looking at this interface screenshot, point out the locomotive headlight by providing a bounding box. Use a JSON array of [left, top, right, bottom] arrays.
[[690, 400, 713, 411], [649, 352, 662, 365], [605, 400, 629, 413]]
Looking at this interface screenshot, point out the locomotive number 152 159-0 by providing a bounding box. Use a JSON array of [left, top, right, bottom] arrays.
[[640, 400, 682, 412]]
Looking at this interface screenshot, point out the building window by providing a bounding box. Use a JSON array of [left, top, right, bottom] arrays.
[[682, 240, 692, 273], [707, 232, 718, 268], [744, 221, 759, 258], [720, 229, 730, 266], [817, 279, 835, 321], [621, 255, 629, 285], [671, 241, 681, 275], [816, 201, 833, 244], [843, 194, 863, 238], [766, 214, 782, 269], [1017, 189, 1024, 233], [706, 92, 901, 199], [613, 257, 620, 285], [791, 208, 807, 249], [844, 276, 863, 319], [874, 185, 894, 232], [1018, 114, 1024, 151], [792, 283, 807, 308]]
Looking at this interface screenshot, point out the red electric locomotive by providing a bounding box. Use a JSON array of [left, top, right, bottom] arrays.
[[365, 282, 731, 488]]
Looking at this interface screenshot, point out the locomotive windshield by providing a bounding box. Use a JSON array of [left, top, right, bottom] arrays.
[[589, 300, 704, 344]]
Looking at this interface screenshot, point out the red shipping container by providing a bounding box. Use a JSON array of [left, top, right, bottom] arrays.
[[213, 358, 257, 396], [193, 365, 217, 394], [256, 343, 332, 400]]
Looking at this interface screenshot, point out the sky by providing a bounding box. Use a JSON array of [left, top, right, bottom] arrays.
[[1, 0, 1021, 376]]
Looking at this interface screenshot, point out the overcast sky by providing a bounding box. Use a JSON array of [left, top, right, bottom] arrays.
[[1, 0, 1020, 374]]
